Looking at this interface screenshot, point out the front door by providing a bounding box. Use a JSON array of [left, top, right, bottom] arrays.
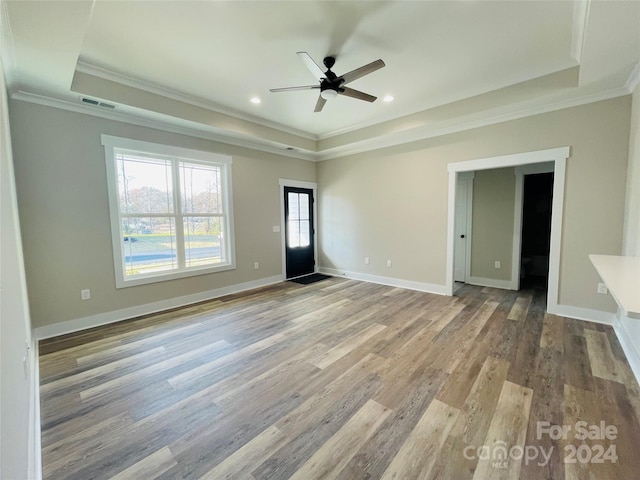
[[284, 186, 315, 278]]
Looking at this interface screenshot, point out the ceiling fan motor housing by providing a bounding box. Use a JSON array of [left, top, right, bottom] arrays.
[[270, 52, 385, 111], [321, 58, 344, 97]]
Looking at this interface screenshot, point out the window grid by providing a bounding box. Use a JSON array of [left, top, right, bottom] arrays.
[[103, 135, 234, 288]]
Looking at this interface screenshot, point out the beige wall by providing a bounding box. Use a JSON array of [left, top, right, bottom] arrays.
[[318, 96, 630, 313], [9, 100, 315, 328], [470, 167, 515, 281], [9, 94, 633, 329]]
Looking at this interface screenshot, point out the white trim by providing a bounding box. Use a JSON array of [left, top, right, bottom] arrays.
[[101, 135, 236, 288], [35, 275, 284, 340], [10, 91, 318, 162], [76, 61, 316, 141], [447, 147, 569, 173], [11, 85, 629, 163], [626, 62, 640, 93], [548, 303, 615, 325], [279, 179, 318, 279], [466, 276, 517, 291], [278, 179, 318, 189], [319, 267, 448, 296], [315, 88, 627, 161], [446, 147, 570, 310], [613, 313, 640, 385], [31, 339, 42, 480], [571, 0, 590, 64]]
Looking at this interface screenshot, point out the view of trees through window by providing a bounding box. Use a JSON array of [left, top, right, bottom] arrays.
[[116, 152, 227, 277]]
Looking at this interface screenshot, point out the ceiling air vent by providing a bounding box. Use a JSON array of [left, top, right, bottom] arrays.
[[81, 97, 116, 109]]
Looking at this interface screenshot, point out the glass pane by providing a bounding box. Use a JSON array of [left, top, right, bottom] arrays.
[[116, 152, 173, 214], [299, 221, 310, 247], [288, 192, 299, 221], [299, 193, 310, 220], [180, 162, 223, 214], [288, 220, 300, 248], [122, 217, 176, 276], [184, 216, 225, 267]]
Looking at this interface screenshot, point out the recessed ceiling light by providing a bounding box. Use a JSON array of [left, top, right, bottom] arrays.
[[250, 97, 261, 104], [383, 95, 394, 103]]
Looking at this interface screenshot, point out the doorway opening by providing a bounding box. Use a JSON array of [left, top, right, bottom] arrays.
[[446, 146, 569, 314], [519, 172, 554, 291]]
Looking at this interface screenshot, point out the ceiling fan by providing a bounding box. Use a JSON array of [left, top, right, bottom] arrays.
[[270, 52, 385, 112]]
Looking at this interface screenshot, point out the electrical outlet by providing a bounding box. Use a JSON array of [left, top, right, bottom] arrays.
[[364, 257, 370, 265], [272, 226, 280, 233], [386, 260, 392, 267], [81, 289, 91, 300], [597, 282, 608, 294], [494, 261, 501, 269], [254, 262, 260, 270]]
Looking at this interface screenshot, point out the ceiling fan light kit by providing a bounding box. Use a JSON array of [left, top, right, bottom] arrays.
[[270, 52, 385, 112], [320, 89, 338, 100]]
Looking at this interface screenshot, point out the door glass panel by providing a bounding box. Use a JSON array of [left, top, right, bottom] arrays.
[[288, 192, 299, 220], [299, 221, 310, 247], [288, 220, 300, 247], [299, 193, 309, 220]]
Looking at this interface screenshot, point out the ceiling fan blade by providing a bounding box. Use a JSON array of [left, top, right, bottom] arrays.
[[340, 59, 385, 85], [314, 95, 327, 112], [297, 52, 327, 80], [339, 87, 377, 103], [270, 85, 320, 93]]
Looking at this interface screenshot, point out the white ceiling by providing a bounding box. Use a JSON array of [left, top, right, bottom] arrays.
[[1, 1, 639, 159]]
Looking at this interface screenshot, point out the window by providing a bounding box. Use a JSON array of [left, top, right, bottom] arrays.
[[102, 135, 235, 287]]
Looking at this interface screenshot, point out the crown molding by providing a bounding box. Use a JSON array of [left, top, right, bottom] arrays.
[[317, 66, 581, 141], [0, 0, 18, 90], [314, 86, 630, 161], [626, 62, 640, 93], [75, 61, 317, 141], [571, 0, 590, 64], [11, 82, 630, 164], [11, 90, 318, 162]]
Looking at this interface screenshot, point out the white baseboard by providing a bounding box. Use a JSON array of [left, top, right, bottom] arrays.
[[613, 314, 640, 385], [30, 338, 42, 480], [319, 267, 448, 296], [35, 275, 285, 340], [466, 276, 517, 290], [547, 303, 615, 325]]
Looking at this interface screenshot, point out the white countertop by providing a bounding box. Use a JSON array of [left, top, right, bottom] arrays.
[[589, 255, 640, 319]]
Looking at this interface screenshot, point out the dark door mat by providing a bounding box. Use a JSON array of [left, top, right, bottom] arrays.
[[288, 273, 332, 285]]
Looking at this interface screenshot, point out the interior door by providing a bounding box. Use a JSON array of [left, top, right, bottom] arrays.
[[454, 177, 471, 282], [284, 186, 315, 278]]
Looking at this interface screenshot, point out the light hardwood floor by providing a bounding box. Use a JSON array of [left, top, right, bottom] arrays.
[[39, 278, 640, 479]]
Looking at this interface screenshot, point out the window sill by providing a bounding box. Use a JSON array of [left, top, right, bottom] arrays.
[[115, 263, 236, 288]]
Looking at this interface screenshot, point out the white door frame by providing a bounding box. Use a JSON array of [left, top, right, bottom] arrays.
[[279, 178, 318, 278], [445, 147, 569, 313]]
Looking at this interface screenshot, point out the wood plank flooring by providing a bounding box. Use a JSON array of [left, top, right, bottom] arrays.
[[39, 278, 640, 479]]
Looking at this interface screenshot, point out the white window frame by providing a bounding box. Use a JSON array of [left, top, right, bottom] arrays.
[[101, 135, 235, 288]]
